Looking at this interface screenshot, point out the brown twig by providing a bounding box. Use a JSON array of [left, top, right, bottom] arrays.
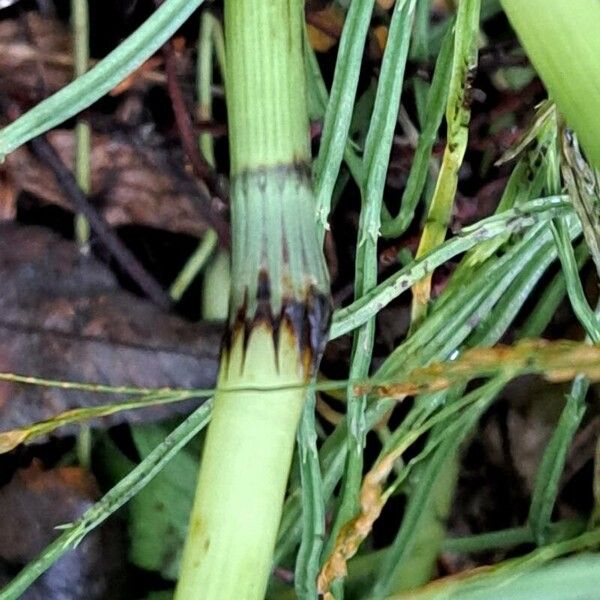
[[154, 0, 230, 248], [160, 37, 231, 247], [162, 40, 219, 189], [27, 134, 173, 311], [3, 13, 173, 310]]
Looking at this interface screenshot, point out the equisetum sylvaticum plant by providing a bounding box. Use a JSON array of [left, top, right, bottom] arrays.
[[2, 0, 600, 599], [174, 0, 331, 598]]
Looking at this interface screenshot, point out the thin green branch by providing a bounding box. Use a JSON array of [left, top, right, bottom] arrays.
[[528, 375, 587, 543], [322, 5, 416, 596], [0, 401, 212, 600], [443, 520, 584, 555], [313, 0, 375, 230], [169, 230, 218, 302], [519, 243, 589, 338], [0, 391, 202, 453], [552, 218, 600, 343], [71, 0, 91, 247], [331, 195, 571, 340], [294, 391, 326, 600], [305, 40, 363, 193], [346, 519, 584, 580], [380, 24, 453, 238], [0, 0, 206, 157]]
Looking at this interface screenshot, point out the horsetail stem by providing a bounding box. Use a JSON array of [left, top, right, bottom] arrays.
[[174, 1, 331, 598]]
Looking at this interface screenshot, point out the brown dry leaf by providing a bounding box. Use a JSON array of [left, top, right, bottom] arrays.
[[0, 13, 164, 104], [3, 130, 212, 237], [109, 56, 164, 96], [306, 5, 345, 52], [0, 462, 126, 599], [0, 168, 16, 221], [360, 340, 600, 399], [0, 224, 222, 436], [377, 0, 396, 9], [318, 454, 395, 596], [0, 14, 72, 103]]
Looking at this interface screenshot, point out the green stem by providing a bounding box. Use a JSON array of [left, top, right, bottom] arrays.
[[175, 329, 307, 599], [71, 0, 92, 465], [169, 230, 218, 302], [175, 1, 331, 598], [201, 249, 230, 321], [225, 0, 309, 173], [71, 0, 91, 247], [0, 0, 206, 157], [197, 11, 220, 167]]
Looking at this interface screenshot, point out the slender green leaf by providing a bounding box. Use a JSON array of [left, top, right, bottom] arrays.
[[313, 0, 375, 229], [331, 196, 571, 340], [411, 0, 481, 323], [323, 4, 417, 595], [0, 0, 205, 158], [0, 402, 212, 600], [552, 218, 600, 343], [529, 376, 588, 543], [381, 24, 454, 238]]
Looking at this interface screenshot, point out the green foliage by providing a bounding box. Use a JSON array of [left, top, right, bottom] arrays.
[[0, 0, 206, 159], [129, 424, 200, 580], [0, 403, 212, 600], [1, 0, 600, 598]]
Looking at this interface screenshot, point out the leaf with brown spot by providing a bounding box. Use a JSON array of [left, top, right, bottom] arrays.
[[320, 339, 600, 591], [318, 456, 392, 596], [360, 339, 600, 399]]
